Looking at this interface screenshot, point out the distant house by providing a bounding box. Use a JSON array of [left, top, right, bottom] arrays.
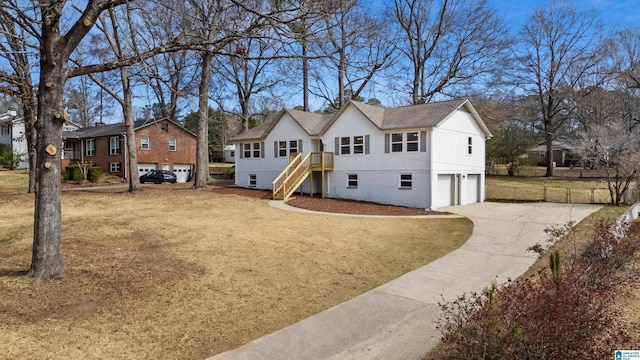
[[529, 140, 576, 167], [62, 118, 196, 183], [0, 110, 28, 169], [231, 99, 492, 209], [1, 111, 82, 170], [223, 145, 235, 163]]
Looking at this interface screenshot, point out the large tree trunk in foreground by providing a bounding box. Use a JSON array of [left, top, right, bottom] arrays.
[[193, 51, 212, 189], [28, 59, 66, 280]]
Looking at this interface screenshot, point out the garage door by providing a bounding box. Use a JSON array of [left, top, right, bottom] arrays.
[[437, 174, 454, 207], [137, 163, 157, 176], [467, 174, 480, 204], [173, 164, 193, 183]]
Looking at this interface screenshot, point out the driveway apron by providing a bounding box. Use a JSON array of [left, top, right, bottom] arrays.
[[209, 202, 602, 360]]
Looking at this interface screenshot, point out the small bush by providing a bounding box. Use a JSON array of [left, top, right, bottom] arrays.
[[0, 143, 24, 170], [87, 166, 102, 182]]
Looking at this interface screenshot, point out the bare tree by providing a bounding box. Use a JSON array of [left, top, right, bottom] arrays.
[[311, 0, 395, 110], [3, 0, 187, 279], [392, 0, 509, 104], [575, 117, 640, 206], [511, 1, 610, 176], [214, 35, 285, 131], [0, 7, 38, 193]]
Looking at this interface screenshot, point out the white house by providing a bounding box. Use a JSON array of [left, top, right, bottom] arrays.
[[230, 99, 492, 209], [0, 110, 28, 169], [223, 145, 236, 163], [1, 110, 82, 170]]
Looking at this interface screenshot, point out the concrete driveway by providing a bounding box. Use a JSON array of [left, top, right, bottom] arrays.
[[209, 202, 602, 360]]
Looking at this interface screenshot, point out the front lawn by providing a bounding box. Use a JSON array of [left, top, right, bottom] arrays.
[[0, 184, 471, 359]]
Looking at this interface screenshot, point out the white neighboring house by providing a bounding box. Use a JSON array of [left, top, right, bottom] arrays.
[[231, 99, 492, 209], [223, 145, 236, 163], [0, 110, 81, 170], [0, 110, 28, 169]]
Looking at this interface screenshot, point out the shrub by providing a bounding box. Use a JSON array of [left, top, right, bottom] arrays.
[[0, 144, 24, 170], [433, 223, 633, 359], [87, 166, 102, 182]]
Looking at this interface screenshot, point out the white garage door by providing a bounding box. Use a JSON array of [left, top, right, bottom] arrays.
[[467, 174, 480, 204], [437, 174, 454, 208], [173, 164, 193, 183], [137, 163, 157, 176]]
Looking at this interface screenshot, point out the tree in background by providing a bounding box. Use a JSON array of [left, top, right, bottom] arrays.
[[486, 122, 537, 176], [391, 0, 509, 104], [0, 8, 38, 192], [510, 1, 610, 177]]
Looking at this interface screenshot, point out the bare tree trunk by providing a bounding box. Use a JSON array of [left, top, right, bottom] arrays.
[[544, 132, 554, 177], [194, 51, 212, 189], [122, 67, 141, 192], [302, 41, 309, 111], [23, 98, 38, 193]]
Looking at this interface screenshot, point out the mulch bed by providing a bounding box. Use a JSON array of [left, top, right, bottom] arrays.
[[210, 182, 445, 216]]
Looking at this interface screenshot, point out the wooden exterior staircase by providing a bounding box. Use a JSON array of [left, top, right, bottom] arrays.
[[272, 152, 334, 201]]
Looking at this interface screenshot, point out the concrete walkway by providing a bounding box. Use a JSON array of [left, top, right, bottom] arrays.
[[209, 202, 602, 360]]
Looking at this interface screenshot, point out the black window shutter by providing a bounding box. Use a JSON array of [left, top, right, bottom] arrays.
[[365, 135, 370, 154], [298, 139, 303, 153], [420, 131, 427, 152], [261, 142, 265, 158], [384, 133, 390, 153], [274, 141, 278, 158], [334, 137, 340, 156]]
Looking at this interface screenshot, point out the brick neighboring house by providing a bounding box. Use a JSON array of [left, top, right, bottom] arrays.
[[62, 118, 197, 182]]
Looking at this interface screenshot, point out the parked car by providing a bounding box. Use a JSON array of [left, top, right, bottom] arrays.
[[139, 170, 177, 184]]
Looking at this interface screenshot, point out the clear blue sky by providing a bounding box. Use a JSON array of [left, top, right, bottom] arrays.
[[487, 0, 639, 32]]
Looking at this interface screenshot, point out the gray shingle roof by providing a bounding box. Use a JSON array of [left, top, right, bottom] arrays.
[[63, 118, 192, 139], [230, 99, 491, 141]]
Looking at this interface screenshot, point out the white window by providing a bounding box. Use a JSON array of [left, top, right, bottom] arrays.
[[278, 141, 287, 157], [353, 136, 364, 154], [249, 174, 257, 187], [400, 174, 412, 189], [0, 124, 9, 135], [243, 143, 262, 158], [289, 140, 298, 154], [141, 137, 150, 150], [340, 137, 351, 155], [109, 136, 121, 155], [109, 162, 121, 172], [468, 137, 473, 155], [85, 138, 95, 156], [407, 132, 419, 152], [391, 133, 403, 152], [169, 139, 176, 151], [347, 174, 358, 188]]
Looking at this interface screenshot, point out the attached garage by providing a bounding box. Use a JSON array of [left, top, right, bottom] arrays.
[[436, 174, 454, 208], [173, 164, 193, 183], [466, 174, 480, 204], [137, 163, 157, 176]]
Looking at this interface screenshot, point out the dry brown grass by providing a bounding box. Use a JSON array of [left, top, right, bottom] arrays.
[[0, 169, 29, 193], [487, 175, 613, 203], [0, 183, 471, 360]]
